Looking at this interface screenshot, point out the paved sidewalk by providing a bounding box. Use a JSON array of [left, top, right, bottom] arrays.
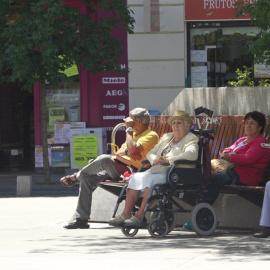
[[0, 196, 269, 270], [0, 172, 269, 269]]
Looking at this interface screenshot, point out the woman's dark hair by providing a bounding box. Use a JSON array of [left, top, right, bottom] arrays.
[[244, 111, 266, 134]]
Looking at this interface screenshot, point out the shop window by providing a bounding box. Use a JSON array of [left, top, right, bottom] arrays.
[[45, 82, 80, 144], [188, 22, 259, 87]]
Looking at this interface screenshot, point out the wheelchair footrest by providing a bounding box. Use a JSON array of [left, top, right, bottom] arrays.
[[124, 221, 147, 229]]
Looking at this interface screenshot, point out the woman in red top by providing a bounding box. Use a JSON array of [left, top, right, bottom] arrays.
[[206, 111, 270, 205]]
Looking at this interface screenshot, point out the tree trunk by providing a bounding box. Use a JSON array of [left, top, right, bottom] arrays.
[[41, 87, 51, 184]]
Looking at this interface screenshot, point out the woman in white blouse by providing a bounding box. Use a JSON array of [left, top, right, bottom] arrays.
[[109, 110, 199, 227]]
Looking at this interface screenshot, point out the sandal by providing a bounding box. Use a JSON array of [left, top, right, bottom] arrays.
[[60, 174, 79, 188]]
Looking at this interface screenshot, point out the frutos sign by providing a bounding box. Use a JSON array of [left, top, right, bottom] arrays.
[[185, 0, 255, 21]]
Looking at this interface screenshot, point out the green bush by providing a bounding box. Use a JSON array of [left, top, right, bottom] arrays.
[[228, 66, 255, 87], [228, 66, 270, 87]]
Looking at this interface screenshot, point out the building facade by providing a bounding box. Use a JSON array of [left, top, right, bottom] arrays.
[[0, 0, 129, 170], [128, 0, 257, 112], [0, 0, 259, 170], [128, 0, 186, 114]]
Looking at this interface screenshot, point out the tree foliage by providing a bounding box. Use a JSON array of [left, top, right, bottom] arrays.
[[228, 66, 255, 87], [235, 0, 270, 65], [0, 0, 134, 184], [228, 66, 270, 87], [0, 0, 135, 89]]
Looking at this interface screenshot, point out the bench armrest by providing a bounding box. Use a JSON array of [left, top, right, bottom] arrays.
[[173, 159, 201, 166]]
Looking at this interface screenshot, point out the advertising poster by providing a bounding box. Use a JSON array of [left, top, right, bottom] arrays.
[[54, 122, 86, 144], [51, 145, 70, 167], [191, 66, 208, 87], [54, 122, 71, 144], [35, 146, 51, 168], [69, 128, 107, 169], [191, 50, 207, 63], [73, 136, 98, 167], [48, 107, 65, 132], [254, 64, 270, 78]]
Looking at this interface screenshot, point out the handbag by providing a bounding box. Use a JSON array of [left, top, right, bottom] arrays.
[[211, 159, 231, 174]]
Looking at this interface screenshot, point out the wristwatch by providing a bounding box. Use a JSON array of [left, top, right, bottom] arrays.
[[126, 127, 133, 133]]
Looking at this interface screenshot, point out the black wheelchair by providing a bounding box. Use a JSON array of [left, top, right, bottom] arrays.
[[110, 107, 218, 238]]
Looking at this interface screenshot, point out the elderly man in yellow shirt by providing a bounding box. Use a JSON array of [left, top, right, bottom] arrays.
[[60, 108, 159, 229]]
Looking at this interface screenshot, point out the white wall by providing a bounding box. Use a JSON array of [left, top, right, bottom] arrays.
[[163, 87, 270, 116], [127, 0, 185, 113]]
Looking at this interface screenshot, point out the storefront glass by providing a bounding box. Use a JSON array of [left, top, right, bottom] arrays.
[[187, 21, 259, 87], [45, 82, 80, 144]]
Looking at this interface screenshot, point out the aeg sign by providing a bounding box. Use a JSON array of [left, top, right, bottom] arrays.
[[105, 89, 128, 96], [185, 0, 254, 21]]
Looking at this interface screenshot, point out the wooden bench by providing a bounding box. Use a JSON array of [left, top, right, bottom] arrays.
[[100, 114, 270, 207]]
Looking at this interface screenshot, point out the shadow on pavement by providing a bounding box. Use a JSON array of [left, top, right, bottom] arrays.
[[28, 227, 270, 261]]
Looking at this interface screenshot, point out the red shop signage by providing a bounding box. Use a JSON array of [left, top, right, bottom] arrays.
[[185, 0, 255, 21], [97, 25, 129, 147]]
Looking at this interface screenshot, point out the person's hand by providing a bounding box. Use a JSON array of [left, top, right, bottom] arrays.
[[129, 152, 143, 161], [153, 156, 169, 165], [219, 150, 225, 157], [124, 117, 134, 128], [219, 147, 231, 156], [222, 153, 231, 161]]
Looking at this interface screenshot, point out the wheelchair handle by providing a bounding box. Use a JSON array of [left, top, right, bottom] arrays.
[[191, 128, 216, 136], [194, 106, 213, 117]]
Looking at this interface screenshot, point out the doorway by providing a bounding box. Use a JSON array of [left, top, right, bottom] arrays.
[[0, 84, 34, 171]]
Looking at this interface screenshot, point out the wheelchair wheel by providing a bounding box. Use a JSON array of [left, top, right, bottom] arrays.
[[121, 227, 139, 237], [150, 209, 176, 234], [148, 218, 169, 238], [191, 202, 218, 236]]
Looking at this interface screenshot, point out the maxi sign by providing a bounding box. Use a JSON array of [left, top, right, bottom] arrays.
[[185, 0, 255, 21]]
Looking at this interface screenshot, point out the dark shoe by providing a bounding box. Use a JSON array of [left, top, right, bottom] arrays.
[[64, 218, 89, 229], [253, 227, 270, 238]]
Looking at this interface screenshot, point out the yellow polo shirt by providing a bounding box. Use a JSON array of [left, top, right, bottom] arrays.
[[121, 128, 159, 169]]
